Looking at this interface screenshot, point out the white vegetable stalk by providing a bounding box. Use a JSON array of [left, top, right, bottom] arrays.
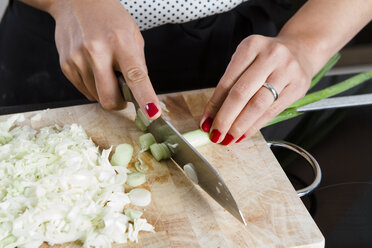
[[182, 129, 212, 148], [0, 115, 153, 247]]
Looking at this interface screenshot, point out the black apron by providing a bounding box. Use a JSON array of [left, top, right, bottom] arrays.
[[0, 0, 291, 107]]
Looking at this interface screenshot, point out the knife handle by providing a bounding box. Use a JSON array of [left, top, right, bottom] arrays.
[[117, 73, 135, 104]]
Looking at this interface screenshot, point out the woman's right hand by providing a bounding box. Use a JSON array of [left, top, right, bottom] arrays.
[[47, 0, 161, 118]]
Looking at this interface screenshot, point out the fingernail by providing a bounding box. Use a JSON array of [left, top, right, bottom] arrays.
[[221, 133, 234, 146], [201, 117, 213, 132], [236, 134, 246, 143], [145, 102, 159, 117], [210, 129, 221, 143]]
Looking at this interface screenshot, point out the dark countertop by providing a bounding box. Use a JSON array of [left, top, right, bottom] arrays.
[[262, 75, 372, 248], [264, 106, 372, 248]]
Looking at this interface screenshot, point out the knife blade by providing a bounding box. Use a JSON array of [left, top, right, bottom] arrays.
[[297, 93, 372, 112], [118, 75, 246, 225]]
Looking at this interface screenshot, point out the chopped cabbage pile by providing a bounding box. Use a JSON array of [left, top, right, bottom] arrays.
[[0, 114, 154, 248]]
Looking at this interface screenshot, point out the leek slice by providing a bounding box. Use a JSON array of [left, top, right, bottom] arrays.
[[183, 129, 212, 148], [135, 151, 149, 173], [129, 188, 151, 207], [126, 172, 146, 187], [183, 163, 198, 184], [110, 143, 133, 167], [135, 116, 147, 132], [135, 109, 152, 132], [125, 209, 143, 222], [139, 133, 156, 151], [149, 143, 171, 161]]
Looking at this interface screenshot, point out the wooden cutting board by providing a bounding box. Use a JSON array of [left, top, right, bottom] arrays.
[[0, 88, 324, 248]]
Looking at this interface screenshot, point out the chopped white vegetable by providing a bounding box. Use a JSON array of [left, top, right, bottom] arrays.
[[128, 218, 155, 243], [125, 209, 143, 221], [184, 163, 199, 184], [129, 188, 152, 207], [0, 116, 153, 247], [0, 113, 24, 145], [30, 113, 42, 121], [110, 143, 133, 167]]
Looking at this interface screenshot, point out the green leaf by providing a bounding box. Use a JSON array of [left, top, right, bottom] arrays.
[[291, 71, 372, 109], [265, 108, 302, 127], [309, 53, 341, 90]]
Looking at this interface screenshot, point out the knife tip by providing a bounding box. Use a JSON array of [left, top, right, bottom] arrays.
[[239, 210, 247, 226]]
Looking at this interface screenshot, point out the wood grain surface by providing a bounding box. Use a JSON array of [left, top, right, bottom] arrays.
[[0, 88, 324, 248]]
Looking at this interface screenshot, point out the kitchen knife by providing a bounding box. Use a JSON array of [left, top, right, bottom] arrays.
[[297, 93, 372, 112], [118, 75, 247, 225]]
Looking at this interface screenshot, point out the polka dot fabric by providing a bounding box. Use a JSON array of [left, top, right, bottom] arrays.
[[119, 0, 248, 30]]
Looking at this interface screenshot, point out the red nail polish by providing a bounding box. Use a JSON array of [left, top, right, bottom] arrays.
[[210, 129, 221, 143], [201, 117, 213, 132], [236, 134, 246, 143], [221, 133, 234, 146], [145, 102, 158, 117]]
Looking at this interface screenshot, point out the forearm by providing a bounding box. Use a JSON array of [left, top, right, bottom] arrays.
[[278, 0, 372, 76]]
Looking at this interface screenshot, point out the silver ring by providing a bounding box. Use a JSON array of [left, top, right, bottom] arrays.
[[262, 83, 278, 101]]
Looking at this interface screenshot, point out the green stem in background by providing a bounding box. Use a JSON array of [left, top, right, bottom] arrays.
[[290, 71, 372, 109], [266, 70, 372, 127], [308, 53, 341, 91]]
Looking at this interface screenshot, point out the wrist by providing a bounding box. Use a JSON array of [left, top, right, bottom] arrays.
[[47, 0, 68, 19], [277, 33, 331, 79]]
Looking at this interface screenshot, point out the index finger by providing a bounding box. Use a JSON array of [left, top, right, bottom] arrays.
[[117, 51, 161, 120]]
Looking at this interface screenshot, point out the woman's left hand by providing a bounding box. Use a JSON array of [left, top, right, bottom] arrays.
[[200, 34, 313, 145]]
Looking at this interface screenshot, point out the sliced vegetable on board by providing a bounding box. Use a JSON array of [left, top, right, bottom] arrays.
[[129, 188, 152, 207], [110, 143, 133, 167], [126, 172, 147, 187], [0, 115, 153, 247]]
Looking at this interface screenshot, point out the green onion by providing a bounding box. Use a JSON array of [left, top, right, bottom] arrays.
[[309, 53, 341, 90], [135, 116, 147, 132], [183, 129, 212, 148], [149, 143, 171, 161], [265, 108, 302, 127], [124, 209, 143, 222], [126, 172, 146, 187], [137, 108, 152, 126], [135, 109, 152, 132], [139, 133, 156, 150], [110, 143, 134, 167], [266, 70, 372, 127], [291, 71, 372, 109]]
